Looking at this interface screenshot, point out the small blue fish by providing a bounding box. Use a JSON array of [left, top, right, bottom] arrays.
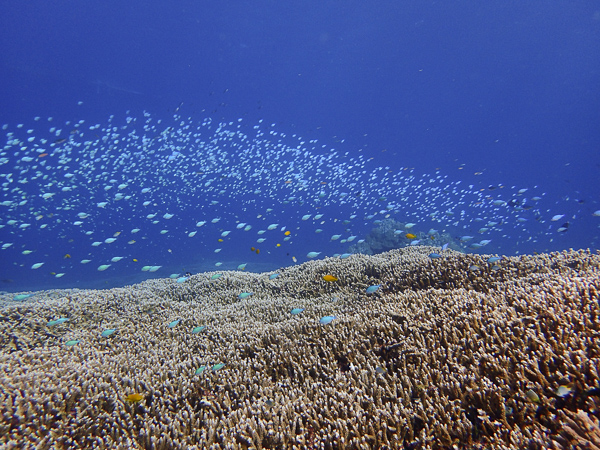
[[47, 318, 69, 327], [366, 285, 380, 294], [320, 315, 335, 325], [290, 308, 304, 315], [192, 326, 206, 334], [13, 294, 33, 301], [556, 385, 572, 398], [176, 276, 188, 283], [168, 319, 180, 328], [307, 252, 321, 258], [269, 273, 279, 280], [101, 329, 116, 337], [339, 253, 352, 259], [487, 256, 502, 264], [65, 339, 80, 346], [210, 273, 223, 280], [195, 366, 206, 375], [238, 292, 253, 299], [441, 243, 449, 251], [212, 363, 225, 371], [428, 253, 441, 259]]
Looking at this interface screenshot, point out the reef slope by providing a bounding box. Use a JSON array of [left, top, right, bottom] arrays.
[[1, 247, 599, 449]]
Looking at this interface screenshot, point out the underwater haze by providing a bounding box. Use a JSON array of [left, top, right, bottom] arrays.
[[0, 0, 599, 293]]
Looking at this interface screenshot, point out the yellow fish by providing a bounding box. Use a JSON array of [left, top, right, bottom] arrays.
[[322, 275, 338, 282], [125, 393, 144, 404], [284, 230, 291, 236], [405, 233, 417, 239]]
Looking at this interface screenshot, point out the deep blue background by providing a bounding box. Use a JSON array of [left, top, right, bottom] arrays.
[[1, 0, 599, 292]]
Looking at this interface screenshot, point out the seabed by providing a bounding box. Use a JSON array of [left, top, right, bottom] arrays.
[[1, 246, 599, 449]]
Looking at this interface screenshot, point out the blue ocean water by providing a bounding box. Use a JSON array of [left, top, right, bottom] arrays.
[[1, 1, 598, 293]]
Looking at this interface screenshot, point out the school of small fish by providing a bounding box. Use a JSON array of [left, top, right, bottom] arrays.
[[0, 110, 597, 286]]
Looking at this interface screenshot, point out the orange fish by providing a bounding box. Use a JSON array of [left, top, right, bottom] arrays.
[[255, 249, 260, 254], [38, 153, 48, 158], [125, 393, 144, 404], [322, 275, 338, 282], [284, 230, 291, 236], [405, 233, 417, 239]]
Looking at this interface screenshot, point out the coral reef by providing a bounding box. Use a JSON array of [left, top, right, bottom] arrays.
[[347, 219, 456, 255], [0, 247, 599, 449]]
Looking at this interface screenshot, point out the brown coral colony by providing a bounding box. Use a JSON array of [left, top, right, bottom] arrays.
[[1, 246, 599, 449]]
